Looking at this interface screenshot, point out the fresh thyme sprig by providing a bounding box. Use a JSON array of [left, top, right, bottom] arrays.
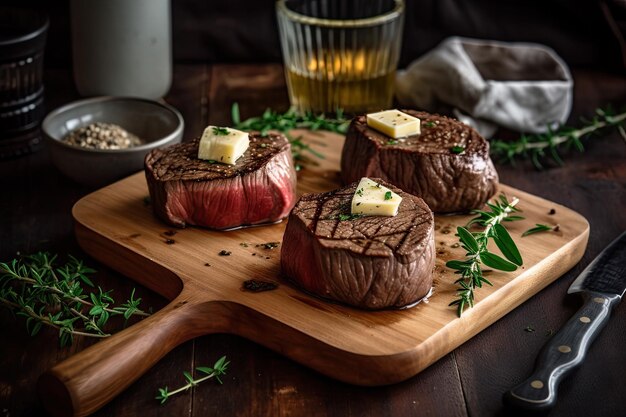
[[446, 195, 524, 317], [155, 356, 229, 404], [491, 107, 626, 169], [231, 103, 349, 170], [0, 252, 149, 346]]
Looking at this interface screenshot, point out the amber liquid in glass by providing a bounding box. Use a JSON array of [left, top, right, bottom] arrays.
[[285, 49, 396, 114]]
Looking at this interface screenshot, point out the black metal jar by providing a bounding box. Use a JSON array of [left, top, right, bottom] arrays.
[[0, 7, 48, 158]]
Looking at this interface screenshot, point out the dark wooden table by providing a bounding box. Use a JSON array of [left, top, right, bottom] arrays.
[[1, 64, 625, 417]]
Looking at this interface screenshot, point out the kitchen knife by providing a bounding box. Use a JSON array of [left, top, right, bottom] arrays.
[[504, 231, 626, 411]]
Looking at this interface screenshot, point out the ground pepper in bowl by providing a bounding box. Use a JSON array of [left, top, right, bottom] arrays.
[[63, 122, 143, 150]]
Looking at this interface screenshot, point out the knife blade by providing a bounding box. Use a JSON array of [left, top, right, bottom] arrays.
[[504, 231, 626, 411]]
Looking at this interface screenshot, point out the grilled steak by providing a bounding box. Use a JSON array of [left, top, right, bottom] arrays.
[[281, 179, 435, 310], [145, 133, 297, 230], [341, 110, 498, 213]]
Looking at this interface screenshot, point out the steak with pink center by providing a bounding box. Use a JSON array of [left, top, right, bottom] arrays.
[[145, 133, 297, 230]]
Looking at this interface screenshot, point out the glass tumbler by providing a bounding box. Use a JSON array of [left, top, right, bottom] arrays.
[[276, 0, 404, 114]]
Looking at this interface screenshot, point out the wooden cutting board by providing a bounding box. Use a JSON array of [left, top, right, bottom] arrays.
[[39, 130, 589, 417]]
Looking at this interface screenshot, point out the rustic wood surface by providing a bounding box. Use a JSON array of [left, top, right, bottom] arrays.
[[1, 64, 625, 417]]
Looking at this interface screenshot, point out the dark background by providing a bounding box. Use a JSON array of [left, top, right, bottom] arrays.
[[8, 0, 626, 71]]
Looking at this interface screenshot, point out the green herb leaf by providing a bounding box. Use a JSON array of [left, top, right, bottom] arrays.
[[480, 252, 518, 272], [384, 191, 392, 200], [457, 227, 479, 254], [183, 371, 194, 385], [212, 126, 230, 136], [231, 102, 240, 125], [338, 213, 363, 221], [522, 224, 554, 237], [492, 224, 523, 266], [445, 260, 471, 271], [450, 146, 465, 154], [196, 366, 215, 375]]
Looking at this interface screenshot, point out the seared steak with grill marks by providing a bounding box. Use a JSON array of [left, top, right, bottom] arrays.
[[144, 133, 297, 230], [341, 110, 498, 213], [280, 179, 435, 310]]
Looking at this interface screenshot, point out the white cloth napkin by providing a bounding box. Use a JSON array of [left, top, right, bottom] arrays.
[[396, 37, 574, 138]]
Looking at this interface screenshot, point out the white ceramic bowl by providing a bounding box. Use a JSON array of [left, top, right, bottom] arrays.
[[43, 96, 184, 187]]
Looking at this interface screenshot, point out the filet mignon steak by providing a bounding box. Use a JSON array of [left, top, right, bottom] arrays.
[[144, 133, 297, 230], [281, 179, 435, 310], [341, 110, 498, 213]]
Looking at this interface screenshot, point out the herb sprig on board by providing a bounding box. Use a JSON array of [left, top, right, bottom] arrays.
[[491, 107, 626, 169], [156, 356, 229, 404], [0, 252, 149, 346], [446, 195, 524, 317], [231, 103, 349, 170]]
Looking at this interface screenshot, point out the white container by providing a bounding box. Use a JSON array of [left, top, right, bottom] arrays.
[[71, 0, 172, 99]]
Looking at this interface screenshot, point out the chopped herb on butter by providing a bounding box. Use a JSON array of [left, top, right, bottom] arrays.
[[198, 126, 250, 164], [212, 126, 230, 136], [351, 178, 402, 217]]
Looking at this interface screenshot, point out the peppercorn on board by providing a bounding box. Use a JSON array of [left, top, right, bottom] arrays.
[[40, 130, 589, 417]]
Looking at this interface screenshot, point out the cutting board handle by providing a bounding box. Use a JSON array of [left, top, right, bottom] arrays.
[[37, 290, 228, 417]]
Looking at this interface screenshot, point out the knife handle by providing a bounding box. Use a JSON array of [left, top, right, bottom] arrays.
[[504, 291, 620, 411]]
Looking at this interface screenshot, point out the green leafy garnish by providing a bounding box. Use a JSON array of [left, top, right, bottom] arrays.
[[231, 103, 348, 171], [446, 195, 524, 317], [338, 213, 364, 221], [212, 126, 230, 136], [0, 252, 149, 346], [384, 191, 392, 200], [450, 146, 465, 154], [423, 121, 436, 128], [156, 356, 229, 404], [490, 106, 626, 169]]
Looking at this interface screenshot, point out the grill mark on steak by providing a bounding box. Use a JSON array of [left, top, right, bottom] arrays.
[[341, 110, 499, 213], [281, 179, 435, 310]]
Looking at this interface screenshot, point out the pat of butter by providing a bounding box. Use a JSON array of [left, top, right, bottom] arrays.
[[351, 178, 402, 217], [366, 109, 420, 138], [198, 126, 249, 164]]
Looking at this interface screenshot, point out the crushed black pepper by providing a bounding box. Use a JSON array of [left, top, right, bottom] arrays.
[[218, 250, 232, 256]]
